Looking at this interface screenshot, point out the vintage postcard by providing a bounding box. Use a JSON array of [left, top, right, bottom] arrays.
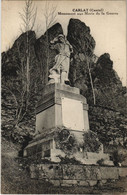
[[1, 0, 127, 194]]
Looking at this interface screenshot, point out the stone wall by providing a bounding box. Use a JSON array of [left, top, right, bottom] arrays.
[[30, 163, 127, 186], [88, 105, 127, 147]]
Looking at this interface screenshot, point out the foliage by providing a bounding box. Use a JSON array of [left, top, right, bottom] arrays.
[[82, 131, 102, 153], [18, 157, 56, 166], [55, 129, 79, 156], [57, 155, 81, 165], [97, 158, 104, 166], [111, 150, 126, 166], [89, 105, 127, 146]]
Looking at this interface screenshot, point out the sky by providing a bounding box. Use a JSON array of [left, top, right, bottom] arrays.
[[1, 0, 126, 86]]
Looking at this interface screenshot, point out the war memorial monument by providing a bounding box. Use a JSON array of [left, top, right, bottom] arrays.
[[22, 34, 123, 186]]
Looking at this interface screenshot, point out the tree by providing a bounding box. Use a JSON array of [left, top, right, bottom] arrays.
[[86, 54, 96, 105], [17, 0, 37, 121], [2, 0, 38, 128], [19, 0, 37, 92], [43, 2, 57, 84]]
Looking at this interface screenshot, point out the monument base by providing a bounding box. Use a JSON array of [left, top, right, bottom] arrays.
[[24, 128, 113, 166]]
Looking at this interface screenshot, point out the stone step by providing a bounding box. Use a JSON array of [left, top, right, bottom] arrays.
[[87, 152, 110, 160]]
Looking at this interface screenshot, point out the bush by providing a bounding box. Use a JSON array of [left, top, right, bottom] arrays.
[[57, 155, 81, 165], [83, 130, 102, 153], [55, 129, 78, 155], [97, 158, 104, 165], [111, 150, 125, 166]]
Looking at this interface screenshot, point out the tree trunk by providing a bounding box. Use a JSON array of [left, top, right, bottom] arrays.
[[87, 57, 96, 105]]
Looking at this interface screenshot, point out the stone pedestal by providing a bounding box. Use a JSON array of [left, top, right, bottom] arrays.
[[35, 83, 89, 134], [24, 83, 113, 166]]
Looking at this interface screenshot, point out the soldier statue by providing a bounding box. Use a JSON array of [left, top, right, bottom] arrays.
[[48, 34, 73, 84]]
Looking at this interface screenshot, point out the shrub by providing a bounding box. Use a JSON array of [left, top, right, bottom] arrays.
[[97, 158, 104, 165], [57, 155, 81, 164], [83, 130, 102, 153], [55, 129, 79, 155], [111, 150, 125, 166]]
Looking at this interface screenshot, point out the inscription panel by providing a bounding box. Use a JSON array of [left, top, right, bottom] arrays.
[[62, 97, 84, 131]]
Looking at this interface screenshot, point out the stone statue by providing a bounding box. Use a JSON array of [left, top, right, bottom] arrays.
[[48, 34, 73, 84]]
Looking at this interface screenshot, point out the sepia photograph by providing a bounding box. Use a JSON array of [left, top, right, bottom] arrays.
[[1, 0, 127, 194]]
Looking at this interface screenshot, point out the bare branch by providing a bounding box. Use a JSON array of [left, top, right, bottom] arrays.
[[42, 2, 57, 84], [30, 7, 37, 30], [43, 2, 57, 30]]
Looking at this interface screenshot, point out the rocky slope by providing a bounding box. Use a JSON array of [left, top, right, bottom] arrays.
[[67, 18, 95, 86], [67, 19, 126, 112]]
